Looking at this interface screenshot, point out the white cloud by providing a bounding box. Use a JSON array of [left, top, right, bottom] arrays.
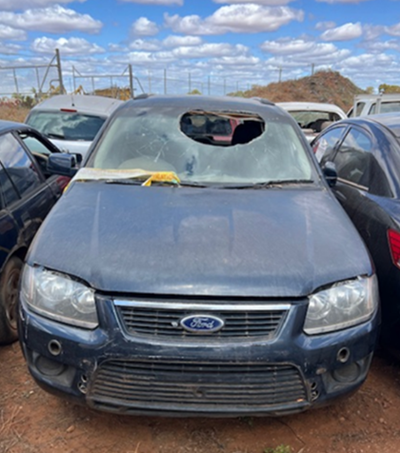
[[320, 22, 363, 41], [213, 0, 294, 5], [0, 6, 102, 34], [315, 21, 336, 31], [162, 35, 203, 48], [129, 39, 161, 51], [119, 0, 183, 4], [261, 38, 351, 64], [209, 55, 260, 66], [362, 39, 400, 53], [130, 17, 159, 36], [385, 23, 400, 37], [0, 42, 23, 55], [0, 0, 86, 10], [0, 25, 27, 41], [164, 5, 304, 35], [32, 37, 105, 55]]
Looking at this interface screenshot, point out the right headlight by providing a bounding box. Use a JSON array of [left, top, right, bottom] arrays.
[[304, 275, 378, 335], [20, 264, 98, 329]]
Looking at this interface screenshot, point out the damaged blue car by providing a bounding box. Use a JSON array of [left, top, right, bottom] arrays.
[[18, 95, 379, 416]]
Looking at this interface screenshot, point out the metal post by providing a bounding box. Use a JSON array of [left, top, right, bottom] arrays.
[[279, 67, 282, 83], [223, 78, 226, 96], [55, 48, 65, 94], [72, 66, 76, 92], [35, 67, 41, 97], [13, 69, 19, 95], [129, 64, 134, 99], [311, 63, 315, 76], [91, 76, 95, 94], [148, 70, 152, 94]]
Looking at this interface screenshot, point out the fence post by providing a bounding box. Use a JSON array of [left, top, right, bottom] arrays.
[[129, 64, 134, 99], [55, 48, 66, 94]]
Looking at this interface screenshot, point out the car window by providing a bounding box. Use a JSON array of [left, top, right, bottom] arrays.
[[0, 133, 42, 205], [333, 127, 392, 196], [313, 127, 346, 163], [26, 111, 106, 141], [333, 128, 372, 188], [355, 102, 365, 116], [20, 134, 53, 156], [380, 102, 400, 113], [369, 103, 376, 115], [88, 108, 314, 185]]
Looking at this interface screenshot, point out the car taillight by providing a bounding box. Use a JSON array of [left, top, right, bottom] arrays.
[[60, 108, 77, 113], [388, 229, 400, 269]]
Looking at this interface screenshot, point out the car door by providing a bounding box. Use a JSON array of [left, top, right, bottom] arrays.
[[0, 131, 58, 261]]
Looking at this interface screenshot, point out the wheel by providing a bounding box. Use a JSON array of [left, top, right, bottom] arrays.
[[0, 256, 23, 345]]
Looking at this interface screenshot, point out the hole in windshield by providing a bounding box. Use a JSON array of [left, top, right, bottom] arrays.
[[180, 111, 264, 146]]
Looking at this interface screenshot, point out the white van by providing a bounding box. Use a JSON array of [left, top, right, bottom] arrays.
[[25, 95, 124, 162], [348, 93, 400, 117]]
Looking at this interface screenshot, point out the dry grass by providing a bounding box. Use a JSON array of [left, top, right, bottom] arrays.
[[0, 105, 31, 123], [243, 70, 365, 112]]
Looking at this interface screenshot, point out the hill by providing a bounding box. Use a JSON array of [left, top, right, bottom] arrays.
[[240, 70, 366, 112]]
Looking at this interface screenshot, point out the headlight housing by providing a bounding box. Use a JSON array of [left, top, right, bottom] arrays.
[[304, 275, 378, 335], [20, 265, 98, 329]]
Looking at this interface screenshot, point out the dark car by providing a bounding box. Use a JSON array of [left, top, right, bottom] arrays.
[[0, 120, 71, 344], [18, 95, 379, 417], [312, 112, 400, 351]]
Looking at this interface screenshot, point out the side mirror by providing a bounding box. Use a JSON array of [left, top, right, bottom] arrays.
[[47, 153, 78, 178], [322, 161, 337, 188]]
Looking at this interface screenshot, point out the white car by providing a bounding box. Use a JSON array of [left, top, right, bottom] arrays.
[[25, 95, 124, 162], [348, 94, 400, 117], [277, 102, 347, 142]]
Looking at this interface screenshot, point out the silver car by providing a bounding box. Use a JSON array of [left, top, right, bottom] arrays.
[[25, 94, 124, 162]]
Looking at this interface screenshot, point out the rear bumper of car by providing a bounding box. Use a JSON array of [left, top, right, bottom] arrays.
[[18, 297, 380, 417]]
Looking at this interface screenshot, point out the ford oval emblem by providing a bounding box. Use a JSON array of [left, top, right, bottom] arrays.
[[180, 314, 224, 334]]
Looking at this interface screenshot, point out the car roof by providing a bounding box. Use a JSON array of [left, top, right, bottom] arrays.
[[119, 94, 288, 119], [30, 94, 125, 116], [342, 112, 400, 139], [277, 102, 347, 117], [0, 119, 32, 134]]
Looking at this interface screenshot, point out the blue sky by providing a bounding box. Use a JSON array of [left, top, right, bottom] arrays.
[[0, 0, 400, 97]]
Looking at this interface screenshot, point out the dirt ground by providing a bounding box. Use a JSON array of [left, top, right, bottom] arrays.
[[1, 343, 400, 453]]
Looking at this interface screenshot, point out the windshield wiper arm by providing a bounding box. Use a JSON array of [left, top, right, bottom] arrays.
[[222, 179, 314, 189]]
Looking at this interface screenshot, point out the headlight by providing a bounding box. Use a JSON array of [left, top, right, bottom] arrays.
[[304, 275, 378, 335], [20, 265, 98, 329]]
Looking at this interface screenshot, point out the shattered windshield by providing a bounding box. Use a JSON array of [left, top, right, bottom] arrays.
[[88, 106, 313, 185]]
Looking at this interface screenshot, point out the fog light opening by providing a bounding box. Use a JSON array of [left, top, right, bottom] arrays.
[[35, 355, 66, 377], [310, 381, 320, 401], [48, 340, 62, 356], [333, 362, 360, 383], [81, 374, 88, 384], [337, 347, 350, 364]]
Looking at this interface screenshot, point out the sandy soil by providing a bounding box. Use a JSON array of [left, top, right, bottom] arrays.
[[1, 342, 400, 453]]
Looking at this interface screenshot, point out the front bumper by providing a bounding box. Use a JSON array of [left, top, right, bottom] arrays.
[[18, 296, 379, 417]]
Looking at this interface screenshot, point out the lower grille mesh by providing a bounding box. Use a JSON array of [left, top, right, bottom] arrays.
[[89, 359, 307, 411]]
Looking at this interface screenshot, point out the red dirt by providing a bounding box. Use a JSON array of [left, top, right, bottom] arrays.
[[1, 343, 400, 453]]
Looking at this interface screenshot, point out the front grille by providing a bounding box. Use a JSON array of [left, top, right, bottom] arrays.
[[115, 301, 289, 339], [89, 359, 307, 412]]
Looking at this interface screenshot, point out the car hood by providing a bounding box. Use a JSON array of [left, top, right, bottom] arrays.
[[27, 182, 372, 298]]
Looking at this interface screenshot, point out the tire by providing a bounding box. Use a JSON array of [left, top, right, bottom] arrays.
[[0, 256, 23, 345]]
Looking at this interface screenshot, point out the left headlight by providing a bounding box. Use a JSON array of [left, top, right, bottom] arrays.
[[304, 275, 378, 335], [20, 264, 98, 329]]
